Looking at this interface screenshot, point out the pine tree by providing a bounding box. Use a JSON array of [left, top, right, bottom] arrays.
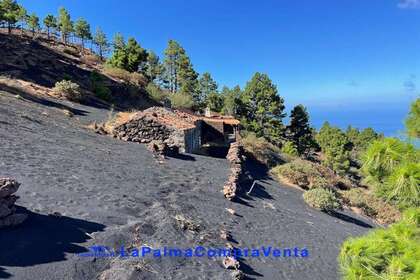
[[198, 72, 218, 108], [163, 40, 198, 99], [406, 98, 420, 138], [0, 0, 21, 34], [107, 36, 147, 72], [58, 7, 72, 44], [240, 72, 285, 144], [206, 92, 224, 112], [27, 12, 39, 38], [316, 122, 352, 175], [43, 14, 57, 40], [286, 104, 315, 156], [164, 40, 182, 93], [125, 37, 147, 72], [74, 18, 91, 51], [221, 85, 242, 116], [93, 27, 109, 60], [145, 50, 163, 82], [177, 51, 198, 102], [107, 33, 127, 69], [113, 32, 125, 50], [17, 5, 26, 34]]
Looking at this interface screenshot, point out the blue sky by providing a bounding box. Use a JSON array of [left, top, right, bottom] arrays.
[[18, 0, 419, 133]]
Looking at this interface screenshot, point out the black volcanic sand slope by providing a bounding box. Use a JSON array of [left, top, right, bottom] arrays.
[[0, 90, 374, 279]]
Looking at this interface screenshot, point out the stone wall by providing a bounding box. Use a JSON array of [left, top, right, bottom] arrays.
[[223, 142, 246, 200], [112, 114, 195, 153], [113, 115, 173, 143], [0, 178, 27, 228]]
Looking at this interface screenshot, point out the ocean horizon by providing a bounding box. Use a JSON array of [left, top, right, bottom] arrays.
[[285, 96, 417, 138]]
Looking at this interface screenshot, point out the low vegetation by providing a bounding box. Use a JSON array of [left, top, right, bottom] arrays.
[[169, 92, 193, 109], [103, 65, 147, 87], [52, 80, 82, 101], [280, 141, 299, 157], [271, 159, 352, 190], [339, 208, 420, 280], [340, 188, 400, 224], [241, 133, 286, 168], [146, 83, 167, 103], [303, 188, 341, 211], [90, 71, 112, 101]]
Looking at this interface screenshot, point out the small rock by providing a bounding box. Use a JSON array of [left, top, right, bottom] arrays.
[[0, 178, 20, 198], [223, 256, 240, 269], [231, 270, 245, 280]]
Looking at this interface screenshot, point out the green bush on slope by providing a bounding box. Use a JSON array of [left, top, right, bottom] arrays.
[[303, 188, 341, 211], [339, 208, 420, 280]]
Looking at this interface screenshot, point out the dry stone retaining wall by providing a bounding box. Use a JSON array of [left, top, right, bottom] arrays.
[[111, 107, 200, 153], [223, 142, 246, 200]]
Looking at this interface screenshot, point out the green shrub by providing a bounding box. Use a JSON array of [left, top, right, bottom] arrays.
[[146, 83, 167, 103], [53, 80, 82, 102], [339, 208, 420, 280], [90, 71, 112, 102], [169, 92, 193, 109], [271, 159, 321, 188], [311, 176, 330, 189], [281, 141, 299, 157], [303, 187, 341, 211], [242, 133, 285, 167]]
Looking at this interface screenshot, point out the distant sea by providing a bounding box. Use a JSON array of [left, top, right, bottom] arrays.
[[288, 98, 415, 138]]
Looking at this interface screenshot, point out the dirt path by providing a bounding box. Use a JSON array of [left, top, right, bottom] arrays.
[[0, 90, 373, 279]]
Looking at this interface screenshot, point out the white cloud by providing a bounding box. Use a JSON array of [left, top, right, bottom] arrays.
[[398, 0, 420, 9]]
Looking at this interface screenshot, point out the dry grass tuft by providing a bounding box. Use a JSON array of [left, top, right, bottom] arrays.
[[103, 65, 147, 87], [340, 188, 401, 225]]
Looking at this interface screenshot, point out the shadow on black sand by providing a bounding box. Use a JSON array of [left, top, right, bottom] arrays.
[[329, 211, 373, 228], [0, 84, 89, 117], [0, 207, 105, 278]]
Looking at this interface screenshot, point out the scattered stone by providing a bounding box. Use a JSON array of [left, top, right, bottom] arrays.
[[62, 109, 74, 118], [231, 270, 245, 280], [90, 122, 107, 135], [220, 229, 230, 240], [174, 214, 200, 232], [223, 256, 240, 270], [0, 178, 27, 229], [225, 208, 236, 215]]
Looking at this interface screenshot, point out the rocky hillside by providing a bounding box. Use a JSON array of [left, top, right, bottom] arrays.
[[0, 31, 155, 110]]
